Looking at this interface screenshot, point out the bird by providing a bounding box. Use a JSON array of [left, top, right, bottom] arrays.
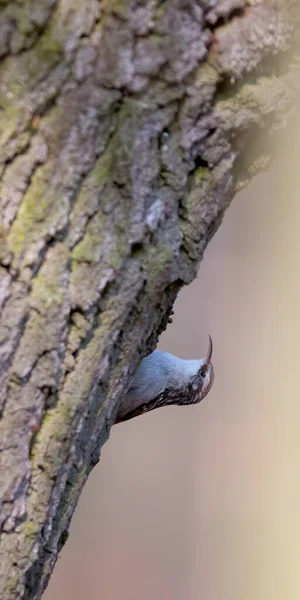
[[116, 336, 214, 423]]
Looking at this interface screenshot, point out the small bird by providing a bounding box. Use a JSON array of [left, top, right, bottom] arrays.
[[116, 336, 214, 423]]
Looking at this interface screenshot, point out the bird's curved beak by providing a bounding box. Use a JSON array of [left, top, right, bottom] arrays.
[[204, 335, 213, 365]]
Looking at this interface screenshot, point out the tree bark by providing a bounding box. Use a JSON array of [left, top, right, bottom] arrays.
[[0, 0, 299, 598]]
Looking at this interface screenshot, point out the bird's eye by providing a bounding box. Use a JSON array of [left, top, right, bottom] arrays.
[[200, 369, 206, 378]]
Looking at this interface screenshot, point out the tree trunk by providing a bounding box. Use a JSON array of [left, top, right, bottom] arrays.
[[0, 0, 299, 598]]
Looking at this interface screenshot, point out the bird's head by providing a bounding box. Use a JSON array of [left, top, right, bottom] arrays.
[[188, 335, 214, 404]]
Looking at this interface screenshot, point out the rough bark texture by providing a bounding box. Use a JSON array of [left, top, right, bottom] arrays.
[[0, 0, 299, 598]]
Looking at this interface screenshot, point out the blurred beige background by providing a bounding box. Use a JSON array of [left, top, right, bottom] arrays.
[[45, 125, 300, 600]]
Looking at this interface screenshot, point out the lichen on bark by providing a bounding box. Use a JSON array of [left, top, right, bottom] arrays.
[[0, 1, 299, 598]]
